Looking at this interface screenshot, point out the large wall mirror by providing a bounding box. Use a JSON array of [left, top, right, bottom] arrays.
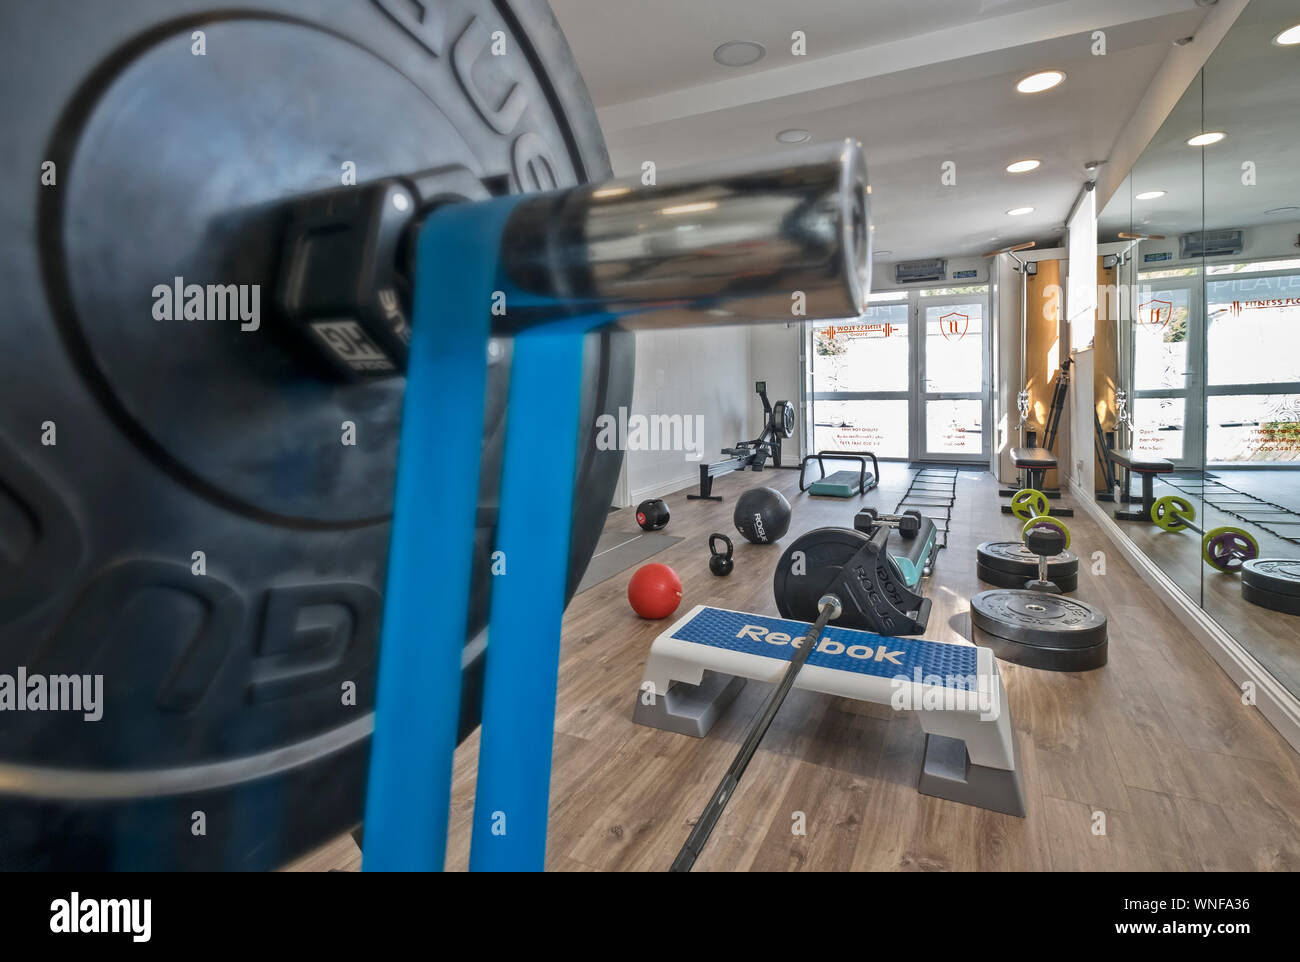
[[1096, 0, 1300, 701]]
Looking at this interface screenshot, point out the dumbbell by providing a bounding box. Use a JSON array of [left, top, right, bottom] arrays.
[[1015, 493, 1072, 592], [1022, 517, 1069, 594], [854, 507, 923, 539], [1150, 495, 1260, 573]]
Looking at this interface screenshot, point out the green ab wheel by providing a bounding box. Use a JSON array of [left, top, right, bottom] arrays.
[[1022, 514, 1071, 551], [1010, 487, 1050, 521], [1151, 494, 1195, 531]]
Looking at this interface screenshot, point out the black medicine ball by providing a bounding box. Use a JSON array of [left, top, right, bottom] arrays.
[[733, 487, 791, 544], [636, 499, 670, 531]]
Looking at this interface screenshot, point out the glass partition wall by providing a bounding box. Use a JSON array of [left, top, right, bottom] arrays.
[[1096, 0, 1300, 701]]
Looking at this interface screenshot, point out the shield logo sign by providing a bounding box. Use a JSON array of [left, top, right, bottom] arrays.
[[939, 312, 969, 341], [1138, 298, 1172, 329]]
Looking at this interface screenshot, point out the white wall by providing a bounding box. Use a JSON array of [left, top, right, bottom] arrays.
[[747, 322, 805, 454], [623, 326, 751, 503]]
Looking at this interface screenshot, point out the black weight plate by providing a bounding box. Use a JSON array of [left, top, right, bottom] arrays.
[[1241, 559, 1300, 598], [773, 526, 869, 622], [1242, 581, 1300, 616], [976, 541, 1078, 578], [0, 0, 627, 870], [976, 562, 1077, 593], [972, 633, 1108, 672], [970, 590, 1107, 650]]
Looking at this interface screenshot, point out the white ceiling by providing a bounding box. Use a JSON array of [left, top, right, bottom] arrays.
[[1100, 0, 1300, 239], [550, 0, 1215, 263]]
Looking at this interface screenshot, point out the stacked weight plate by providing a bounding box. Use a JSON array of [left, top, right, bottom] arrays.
[[1241, 560, 1300, 616], [970, 590, 1108, 671], [976, 541, 1078, 592]]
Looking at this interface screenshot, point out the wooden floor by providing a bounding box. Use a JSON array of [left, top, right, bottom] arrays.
[[1113, 470, 1300, 699], [289, 462, 1300, 872]]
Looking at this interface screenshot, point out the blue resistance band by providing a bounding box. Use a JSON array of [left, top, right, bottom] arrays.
[[366, 196, 613, 870]]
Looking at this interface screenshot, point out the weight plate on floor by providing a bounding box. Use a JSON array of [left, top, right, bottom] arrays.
[[976, 541, 1078, 578], [1241, 559, 1300, 598], [976, 561, 1077, 593], [1241, 581, 1300, 616], [970, 589, 1107, 650], [0, 0, 627, 870], [975, 634, 1108, 672]]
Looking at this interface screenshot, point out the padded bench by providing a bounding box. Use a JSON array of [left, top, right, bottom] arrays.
[[1106, 449, 1174, 522], [632, 604, 1026, 817], [1003, 446, 1073, 517]]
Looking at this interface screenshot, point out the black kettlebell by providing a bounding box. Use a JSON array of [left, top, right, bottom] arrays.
[[636, 498, 670, 531], [708, 533, 734, 576]]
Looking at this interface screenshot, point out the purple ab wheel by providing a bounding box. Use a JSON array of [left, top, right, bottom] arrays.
[[1202, 527, 1260, 573]]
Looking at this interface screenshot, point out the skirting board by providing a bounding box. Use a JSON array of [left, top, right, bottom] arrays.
[[629, 471, 701, 505], [1074, 483, 1300, 754]]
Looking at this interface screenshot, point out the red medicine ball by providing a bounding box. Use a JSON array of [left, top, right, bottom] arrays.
[[627, 563, 683, 620]]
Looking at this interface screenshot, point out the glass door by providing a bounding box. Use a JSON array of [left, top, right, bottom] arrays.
[[809, 286, 990, 462], [917, 289, 989, 460], [809, 291, 911, 458], [1131, 269, 1203, 468]]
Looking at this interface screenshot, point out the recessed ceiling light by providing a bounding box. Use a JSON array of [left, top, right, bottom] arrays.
[[1273, 24, 1300, 45], [1006, 159, 1040, 173], [1187, 131, 1226, 146], [1006, 207, 1034, 216], [1136, 190, 1167, 200], [775, 128, 811, 144], [875, 249, 893, 256], [1265, 206, 1300, 215], [1016, 70, 1065, 94], [713, 40, 765, 67]]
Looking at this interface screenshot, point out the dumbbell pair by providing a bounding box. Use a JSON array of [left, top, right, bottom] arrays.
[[855, 507, 923, 538]]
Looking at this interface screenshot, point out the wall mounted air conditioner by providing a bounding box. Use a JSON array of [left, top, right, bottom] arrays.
[[895, 258, 947, 284], [1179, 229, 1244, 259]]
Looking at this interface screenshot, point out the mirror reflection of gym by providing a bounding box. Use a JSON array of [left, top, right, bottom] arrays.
[[1095, 0, 1300, 703]]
